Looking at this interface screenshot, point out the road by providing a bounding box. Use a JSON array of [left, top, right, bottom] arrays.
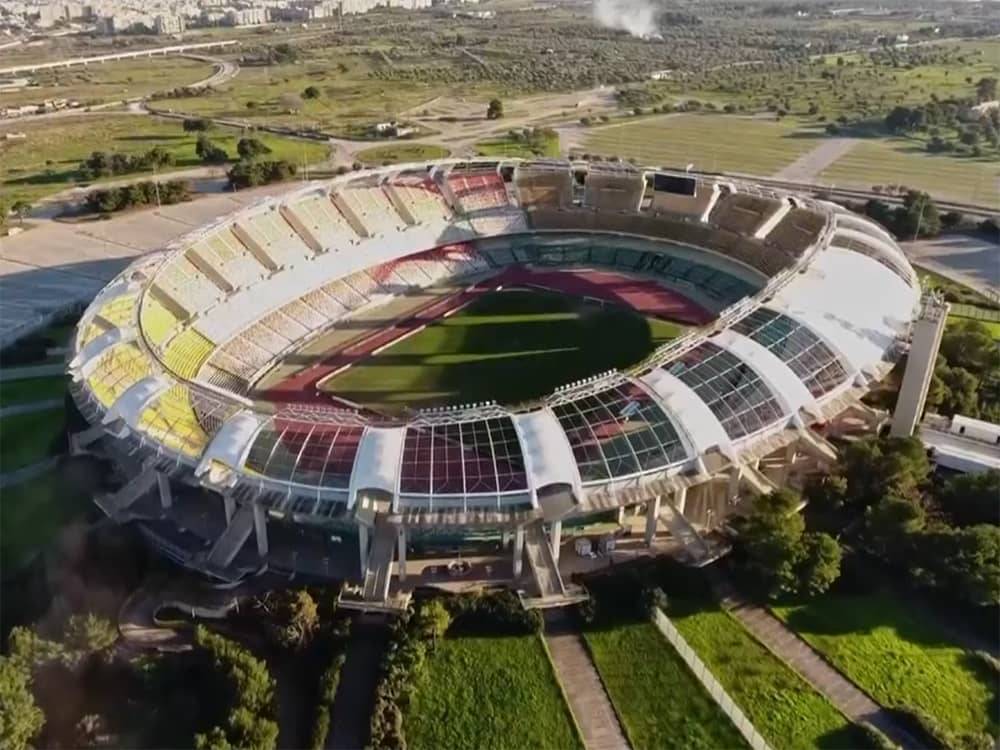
[[902, 234, 1000, 299]]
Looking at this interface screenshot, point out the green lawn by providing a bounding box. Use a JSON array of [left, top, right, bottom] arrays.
[[0, 376, 67, 407], [670, 602, 860, 750], [476, 131, 560, 159], [404, 634, 582, 750], [820, 138, 1000, 209], [0, 408, 67, 471], [580, 114, 824, 175], [355, 142, 450, 165], [0, 114, 331, 202], [0, 469, 92, 571], [584, 620, 747, 750], [774, 594, 999, 738], [321, 290, 682, 411]]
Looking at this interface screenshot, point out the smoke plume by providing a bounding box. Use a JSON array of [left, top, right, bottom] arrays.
[[592, 0, 661, 38]]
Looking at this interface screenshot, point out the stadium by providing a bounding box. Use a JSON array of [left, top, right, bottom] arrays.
[[68, 158, 921, 609]]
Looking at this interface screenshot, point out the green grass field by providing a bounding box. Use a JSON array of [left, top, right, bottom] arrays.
[[584, 621, 747, 750], [580, 114, 824, 175], [0, 376, 67, 407], [774, 594, 999, 738], [476, 131, 560, 159], [820, 139, 1000, 209], [1, 58, 213, 109], [0, 114, 331, 202], [0, 407, 67, 472], [404, 634, 582, 750], [355, 142, 450, 165], [321, 290, 683, 411], [670, 602, 859, 749]]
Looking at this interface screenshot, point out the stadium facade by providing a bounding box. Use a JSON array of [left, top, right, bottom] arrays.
[[68, 159, 921, 608]]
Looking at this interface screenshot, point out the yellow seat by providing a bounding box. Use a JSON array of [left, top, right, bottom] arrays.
[[140, 293, 181, 347], [86, 343, 153, 408], [138, 384, 207, 458], [161, 328, 215, 380]]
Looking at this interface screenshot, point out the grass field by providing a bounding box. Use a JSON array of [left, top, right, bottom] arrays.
[[321, 290, 683, 411], [584, 621, 747, 750], [774, 593, 999, 738], [476, 131, 561, 159], [404, 634, 582, 750], [0, 407, 67, 472], [355, 142, 450, 165], [0, 376, 67, 407], [669, 602, 859, 749], [820, 139, 1000, 209], [579, 114, 824, 175], [1, 58, 213, 109], [0, 114, 331, 202]]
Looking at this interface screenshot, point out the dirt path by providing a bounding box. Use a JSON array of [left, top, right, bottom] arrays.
[[772, 137, 858, 181], [327, 618, 389, 750]]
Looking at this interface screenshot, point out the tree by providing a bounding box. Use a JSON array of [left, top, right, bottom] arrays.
[[740, 489, 806, 597], [0, 658, 45, 750], [414, 600, 451, 646], [864, 496, 925, 561], [486, 98, 504, 120], [10, 200, 30, 225], [975, 77, 998, 103], [932, 363, 980, 417], [183, 118, 211, 132], [894, 190, 940, 239], [63, 613, 117, 657], [937, 470, 1000, 527], [196, 135, 229, 165], [838, 437, 930, 509], [913, 525, 1000, 606], [795, 533, 842, 597], [237, 137, 272, 161], [302, 85, 321, 100], [0, 196, 8, 230], [940, 319, 1000, 375]]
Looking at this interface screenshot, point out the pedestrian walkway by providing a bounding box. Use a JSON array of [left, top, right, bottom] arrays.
[[328, 617, 389, 750], [0, 455, 60, 489], [710, 574, 923, 749], [0, 363, 66, 381], [0, 398, 63, 419], [543, 610, 630, 750]]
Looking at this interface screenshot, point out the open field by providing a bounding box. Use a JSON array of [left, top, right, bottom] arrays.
[[670, 601, 860, 750], [476, 131, 560, 159], [0, 469, 91, 571], [0, 114, 331, 202], [321, 289, 683, 411], [0, 57, 212, 108], [355, 142, 450, 165], [584, 620, 747, 750], [820, 139, 1000, 209], [579, 114, 824, 175], [0, 376, 67, 407], [404, 634, 582, 750], [0, 407, 66, 471], [774, 593, 999, 739]]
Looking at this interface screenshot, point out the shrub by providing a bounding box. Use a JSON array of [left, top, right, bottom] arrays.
[[227, 160, 297, 190], [855, 722, 899, 750], [309, 653, 346, 750]]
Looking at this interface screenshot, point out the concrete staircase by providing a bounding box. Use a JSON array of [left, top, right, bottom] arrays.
[[524, 521, 565, 598], [361, 522, 397, 603]]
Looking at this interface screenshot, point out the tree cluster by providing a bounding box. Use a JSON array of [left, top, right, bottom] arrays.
[[78, 146, 174, 180], [85, 179, 191, 214], [192, 626, 279, 750], [928, 319, 1000, 423], [227, 159, 297, 190], [737, 489, 843, 599], [196, 135, 230, 165], [862, 190, 941, 239], [809, 437, 1000, 607]]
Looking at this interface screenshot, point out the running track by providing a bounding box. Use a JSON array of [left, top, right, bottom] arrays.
[[259, 266, 713, 405]]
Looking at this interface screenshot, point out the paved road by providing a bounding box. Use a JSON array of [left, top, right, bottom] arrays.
[[773, 137, 859, 182], [902, 234, 1000, 300], [0, 455, 60, 489], [0, 363, 67, 381], [544, 611, 630, 750], [0, 398, 63, 418], [711, 575, 924, 749]]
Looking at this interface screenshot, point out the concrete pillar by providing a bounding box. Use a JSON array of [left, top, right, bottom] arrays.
[[397, 526, 407, 582], [223, 493, 235, 523], [728, 466, 742, 501], [156, 472, 173, 510], [513, 527, 525, 578], [616, 506, 627, 525], [358, 524, 369, 577], [501, 529, 511, 547], [645, 495, 661, 546], [253, 502, 269, 557], [674, 486, 688, 516], [550, 521, 562, 564]]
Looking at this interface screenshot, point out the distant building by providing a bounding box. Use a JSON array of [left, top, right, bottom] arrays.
[[154, 14, 185, 34], [224, 7, 268, 26]]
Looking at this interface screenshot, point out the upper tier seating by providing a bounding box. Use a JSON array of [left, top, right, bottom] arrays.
[[138, 384, 207, 458], [188, 229, 267, 290], [234, 210, 313, 269], [96, 293, 138, 328], [140, 292, 181, 348], [583, 171, 645, 212], [332, 184, 407, 237], [446, 171, 509, 213], [647, 178, 716, 218], [302, 288, 349, 320], [709, 193, 783, 237], [468, 209, 528, 236], [161, 327, 216, 380], [765, 208, 826, 257], [199, 362, 249, 395], [261, 309, 310, 342], [86, 342, 153, 408], [515, 165, 574, 210], [286, 194, 359, 250], [386, 174, 454, 226], [153, 256, 223, 317]]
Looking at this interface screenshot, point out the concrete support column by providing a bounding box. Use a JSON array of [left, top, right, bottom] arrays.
[[358, 524, 369, 578], [645, 495, 661, 546], [674, 486, 688, 516], [156, 472, 173, 510], [253, 502, 269, 558], [223, 493, 235, 524], [728, 466, 743, 501], [397, 526, 407, 582], [501, 529, 511, 548], [513, 527, 525, 578], [616, 506, 627, 525], [550, 521, 562, 564]]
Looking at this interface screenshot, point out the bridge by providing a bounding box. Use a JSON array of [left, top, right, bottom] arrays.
[[0, 40, 239, 75]]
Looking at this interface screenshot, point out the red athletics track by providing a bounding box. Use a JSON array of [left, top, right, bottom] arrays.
[[258, 265, 713, 405]]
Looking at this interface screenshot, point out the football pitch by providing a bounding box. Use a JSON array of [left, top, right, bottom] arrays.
[[320, 289, 683, 412]]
